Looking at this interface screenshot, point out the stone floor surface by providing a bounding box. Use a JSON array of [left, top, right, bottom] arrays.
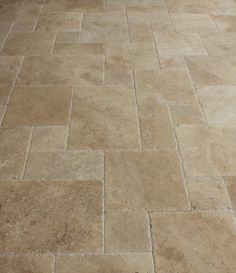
[[0, 0, 236, 272]]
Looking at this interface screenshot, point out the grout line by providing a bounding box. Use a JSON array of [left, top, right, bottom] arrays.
[[0, 22, 14, 53], [33, 0, 46, 32], [102, 152, 105, 253], [79, 13, 84, 42], [149, 23, 161, 69], [147, 213, 156, 273], [66, 88, 74, 150], [50, 32, 57, 54], [222, 177, 234, 210], [0, 106, 7, 126], [52, 254, 56, 273], [125, 5, 131, 43]]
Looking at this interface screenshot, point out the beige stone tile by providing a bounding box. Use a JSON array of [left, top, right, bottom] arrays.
[[68, 86, 139, 150], [0, 56, 22, 85], [159, 55, 186, 70], [105, 212, 151, 252], [16, 55, 103, 86], [154, 32, 207, 56], [55, 254, 154, 273], [0, 85, 11, 105], [0, 22, 12, 49], [106, 42, 158, 69], [225, 177, 236, 214], [134, 70, 196, 104], [55, 31, 80, 43], [31, 126, 68, 151], [53, 43, 104, 55], [128, 22, 153, 42], [212, 15, 236, 33], [197, 86, 236, 125], [0, 181, 102, 252], [137, 94, 176, 149], [3, 87, 72, 126], [105, 150, 189, 212], [188, 177, 232, 210], [0, 256, 54, 273], [1, 31, 55, 56], [165, 0, 204, 14], [24, 151, 103, 180], [0, 127, 32, 181], [185, 56, 236, 87], [36, 12, 82, 31], [150, 211, 236, 273], [176, 125, 236, 176], [170, 104, 205, 125]]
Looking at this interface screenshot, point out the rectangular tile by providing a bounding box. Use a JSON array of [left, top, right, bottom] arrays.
[[0, 56, 22, 85], [53, 43, 104, 55]]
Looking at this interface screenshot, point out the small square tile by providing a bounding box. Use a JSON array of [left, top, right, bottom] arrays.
[[55, 31, 80, 43], [0, 181, 102, 252], [3, 87, 72, 126], [225, 177, 236, 214], [53, 43, 104, 55], [31, 126, 68, 151], [0, 56, 22, 85]]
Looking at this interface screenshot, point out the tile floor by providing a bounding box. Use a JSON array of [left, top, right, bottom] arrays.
[[0, 0, 236, 272]]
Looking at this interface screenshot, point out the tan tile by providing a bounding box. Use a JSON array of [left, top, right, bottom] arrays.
[[0, 127, 32, 181], [170, 104, 205, 125], [150, 211, 236, 273], [53, 43, 104, 55], [55, 254, 154, 273], [197, 86, 236, 125], [0, 181, 102, 252], [31, 126, 68, 151], [0, 22, 12, 49], [105, 212, 151, 252], [225, 177, 236, 214], [185, 56, 236, 87], [1, 31, 55, 56], [137, 95, 176, 149], [24, 151, 103, 180], [0, 256, 54, 273], [159, 55, 186, 70], [68, 86, 139, 150], [165, 0, 204, 14], [16, 55, 103, 86], [106, 42, 158, 69], [105, 150, 189, 212], [0, 85, 12, 105], [3, 87, 72, 126], [36, 12, 83, 31], [176, 125, 236, 176], [134, 70, 196, 104], [188, 177, 232, 210], [128, 22, 153, 42], [55, 31, 80, 43], [154, 32, 207, 56], [0, 56, 22, 85], [212, 15, 236, 33]]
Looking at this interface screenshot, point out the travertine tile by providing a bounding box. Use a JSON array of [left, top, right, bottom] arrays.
[[55, 254, 154, 273], [24, 151, 103, 180], [55, 31, 80, 43], [68, 86, 139, 150], [159, 55, 186, 70], [185, 56, 236, 87], [137, 94, 176, 149], [197, 86, 236, 124], [0, 127, 32, 181], [135, 70, 196, 104], [1, 31, 55, 56], [105, 150, 189, 212], [36, 12, 83, 31], [165, 0, 204, 14], [53, 43, 104, 55], [0, 256, 54, 273], [16, 55, 103, 86], [105, 212, 151, 252], [151, 211, 236, 273], [0, 181, 102, 252], [170, 104, 205, 125], [31, 126, 68, 151], [0, 56, 22, 85], [212, 15, 236, 33], [225, 177, 236, 214], [3, 87, 72, 126], [154, 32, 207, 55], [0, 85, 11, 105], [128, 22, 153, 42], [188, 177, 232, 210], [176, 125, 236, 176]]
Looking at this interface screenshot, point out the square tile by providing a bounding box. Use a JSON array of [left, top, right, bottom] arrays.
[[35, 12, 83, 31], [0, 127, 32, 181], [31, 126, 68, 151], [68, 86, 139, 150], [105, 150, 189, 212], [0, 56, 22, 85], [24, 151, 103, 180], [0, 181, 102, 252], [55, 31, 80, 43], [16, 55, 103, 86], [105, 212, 151, 252], [188, 177, 232, 210], [134, 70, 196, 104], [55, 254, 154, 273], [212, 15, 236, 33], [176, 125, 236, 176], [150, 211, 236, 273], [225, 177, 236, 214], [197, 86, 236, 125], [3, 87, 72, 126], [53, 43, 104, 56]]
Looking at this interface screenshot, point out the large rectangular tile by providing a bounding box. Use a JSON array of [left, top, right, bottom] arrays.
[[0, 181, 102, 252], [53, 43, 104, 55]]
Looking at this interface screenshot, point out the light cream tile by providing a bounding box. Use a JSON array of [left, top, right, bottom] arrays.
[[159, 55, 186, 70]]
